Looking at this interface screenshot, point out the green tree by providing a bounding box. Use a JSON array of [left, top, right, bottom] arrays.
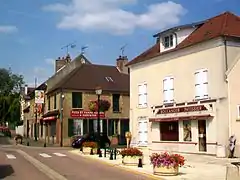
[[0, 68, 24, 126]]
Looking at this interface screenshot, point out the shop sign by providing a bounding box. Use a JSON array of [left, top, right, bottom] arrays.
[[70, 110, 105, 118], [158, 105, 207, 114]]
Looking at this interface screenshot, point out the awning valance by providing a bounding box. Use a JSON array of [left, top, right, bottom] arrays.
[[149, 114, 212, 122]]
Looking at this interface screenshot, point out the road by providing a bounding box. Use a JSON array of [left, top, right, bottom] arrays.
[[22, 147, 151, 180], [0, 137, 50, 180], [0, 136, 154, 180]]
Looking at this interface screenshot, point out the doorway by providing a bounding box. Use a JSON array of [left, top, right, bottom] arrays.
[[198, 120, 207, 152]]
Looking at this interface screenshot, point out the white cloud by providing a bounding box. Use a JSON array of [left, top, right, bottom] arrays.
[[43, 0, 186, 35], [0, 25, 18, 33]]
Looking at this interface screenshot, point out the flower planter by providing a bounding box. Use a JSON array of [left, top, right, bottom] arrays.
[[122, 156, 142, 166], [82, 147, 92, 154], [153, 166, 179, 176]]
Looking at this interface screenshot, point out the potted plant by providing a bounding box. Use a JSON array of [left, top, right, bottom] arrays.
[[82, 142, 98, 154], [88, 99, 111, 112], [120, 147, 143, 166], [150, 152, 185, 176]]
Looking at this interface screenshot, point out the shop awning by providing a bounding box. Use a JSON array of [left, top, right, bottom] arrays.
[[42, 110, 59, 121], [149, 114, 212, 122]]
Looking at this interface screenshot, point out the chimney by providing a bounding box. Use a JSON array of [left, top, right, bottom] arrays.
[[24, 84, 28, 95], [116, 55, 129, 74], [55, 54, 71, 73]]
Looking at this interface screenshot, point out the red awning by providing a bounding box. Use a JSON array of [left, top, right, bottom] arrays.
[[149, 114, 212, 122], [43, 116, 57, 121]]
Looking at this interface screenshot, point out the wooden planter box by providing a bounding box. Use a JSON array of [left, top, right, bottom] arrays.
[[153, 166, 179, 176], [122, 156, 142, 166]]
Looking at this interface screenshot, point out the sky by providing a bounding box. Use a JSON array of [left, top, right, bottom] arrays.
[[0, 0, 240, 86]]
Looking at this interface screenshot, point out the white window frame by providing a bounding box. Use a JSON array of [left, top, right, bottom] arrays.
[[138, 117, 148, 146], [163, 76, 174, 104], [138, 83, 147, 108], [237, 105, 240, 119], [195, 69, 208, 100], [163, 34, 174, 49]]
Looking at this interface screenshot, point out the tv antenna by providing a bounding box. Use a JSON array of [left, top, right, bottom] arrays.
[[61, 41, 76, 55], [120, 44, 128, 56], [81, 45, 88, 55]]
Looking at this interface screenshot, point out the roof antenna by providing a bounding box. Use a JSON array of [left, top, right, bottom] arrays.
[[120, 44, 128, 56], [61, 41, 77, 55], [81, 45, 88, 55]]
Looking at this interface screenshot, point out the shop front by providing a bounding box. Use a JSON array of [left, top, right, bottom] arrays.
[[69, 109, 129, 145], [149, 103, 216, 154], [42, 110, 59, 144]]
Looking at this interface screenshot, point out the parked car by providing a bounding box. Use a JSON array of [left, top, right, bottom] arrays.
[[0, 126, 11, 137], [72, 132, 111, 149]]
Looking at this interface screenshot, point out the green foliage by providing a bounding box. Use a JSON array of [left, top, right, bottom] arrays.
[[0, 68, 24, 126]]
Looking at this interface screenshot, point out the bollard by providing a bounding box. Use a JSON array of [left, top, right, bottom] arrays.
[[114, 148, 117, 160], [80, 147, 83, 152], [104, 148, 107, 157], [138, 158, 143, 168], [27, 141, 30, 146], [43, 143, 46, 147], [90, 148, 94, 155], [99, 149, 102, 157], [109, 150, 113, 160]]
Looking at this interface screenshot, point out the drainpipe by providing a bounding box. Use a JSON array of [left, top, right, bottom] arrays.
[[224, 37, 231, 138], [60, 89, 64, 147]]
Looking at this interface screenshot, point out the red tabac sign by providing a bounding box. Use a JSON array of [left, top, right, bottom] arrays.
[[70, 110, 105, 119], [158, 105, 207, 114]]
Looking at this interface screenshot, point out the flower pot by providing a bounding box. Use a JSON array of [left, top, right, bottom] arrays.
[[82, 147, 92, 154], [153, 166, 179, 176], [122, 156, 142, 166]]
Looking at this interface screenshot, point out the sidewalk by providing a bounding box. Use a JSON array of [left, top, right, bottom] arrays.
[[70, 149, 240, 180]]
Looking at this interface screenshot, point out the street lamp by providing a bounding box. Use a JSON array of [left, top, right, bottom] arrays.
[[60, 92, 64, 147], [95, 87, 102, 157]]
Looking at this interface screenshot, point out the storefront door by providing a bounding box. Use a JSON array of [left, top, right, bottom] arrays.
[[198, 120, 207, 152], [138, 120, 148, 146]]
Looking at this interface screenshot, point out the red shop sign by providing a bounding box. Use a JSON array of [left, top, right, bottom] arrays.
[[70, 110, 105, 119]]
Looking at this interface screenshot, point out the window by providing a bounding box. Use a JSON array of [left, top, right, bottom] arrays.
[[105, 76, 114, 82], [163, 34, 174, 48], [138, 83, 147, 107], [72, 92, 82, 108], [183, 120, 192, 141], [237, 105, 240, 118], [163, 77, 174, 103], [54, 94, 57, 109], [195, 69, 208, 100], [48, 96, 50, 110], [138, 117, 148, 145], [112, 94, 120, 112], [160, 121, 179, 141]]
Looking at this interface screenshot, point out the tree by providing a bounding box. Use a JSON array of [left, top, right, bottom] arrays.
[[0, 68, 24, 126]]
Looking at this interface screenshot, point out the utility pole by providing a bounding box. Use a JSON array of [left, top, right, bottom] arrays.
[[34, 77, 38, 141]]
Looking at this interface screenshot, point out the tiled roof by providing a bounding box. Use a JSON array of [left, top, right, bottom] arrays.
[[47, 63, 129, 94], [127, 11, 240, 66]]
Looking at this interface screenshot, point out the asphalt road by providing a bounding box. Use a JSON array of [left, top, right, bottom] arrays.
[[22, 148, 152, 180], [0, 148, 50, 180]]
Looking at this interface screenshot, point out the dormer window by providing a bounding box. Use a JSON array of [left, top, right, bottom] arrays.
[[163, 34, 174, 48]]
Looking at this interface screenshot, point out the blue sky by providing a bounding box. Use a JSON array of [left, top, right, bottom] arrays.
[[0, 0, 240, 86]]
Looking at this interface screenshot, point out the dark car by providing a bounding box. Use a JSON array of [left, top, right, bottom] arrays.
[[72, 132, 111, 149]]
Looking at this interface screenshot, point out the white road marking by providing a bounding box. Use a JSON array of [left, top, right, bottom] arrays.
[[39, 153, 52, 158], [6, 154, 16, 159], [53, 153, 66, 157]]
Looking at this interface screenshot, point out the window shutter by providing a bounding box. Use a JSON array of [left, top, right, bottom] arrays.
[[143, 84, 147, 105], [201, 70, 208, 97], [68, 119, 74, 137], [163, 78, 168, 102], [169, 77, 174, 102], [195, 71, 201, 98]]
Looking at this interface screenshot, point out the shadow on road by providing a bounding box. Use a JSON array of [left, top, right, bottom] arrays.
[[0, 164, 14, 178], [0, 136, 12, 145]]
